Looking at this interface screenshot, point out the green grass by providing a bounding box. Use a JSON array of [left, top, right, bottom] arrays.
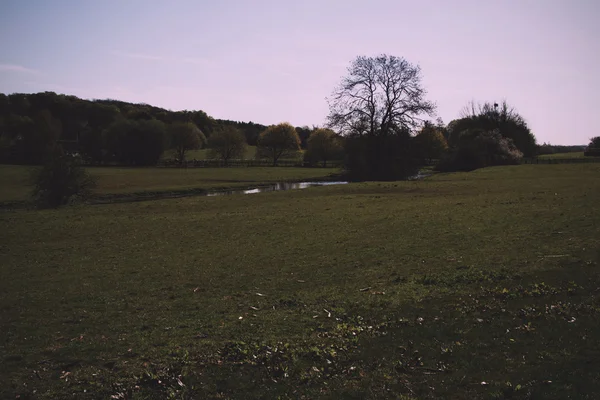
[[2, 164, 600, 399], [0, 164, 33, 202], [0, 165, 338, 203], [162, 146, 305, 161], [162, 145, 260, 161], [538, 151, 585, 159]]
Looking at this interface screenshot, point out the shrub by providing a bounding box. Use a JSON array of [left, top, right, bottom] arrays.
[[344, 129, 421, 181], [303, 128, 344, 167], [436, 129, 522, 172], [169, 122, 206, 164], [447, 101, 537, 157], [256, 123, 301, 166], [585, 137, 600, 157], [207, 126, 247, 165], [103, 119, 167, 166], [32, 147, 96, 208], [412, 124, 448, 163]]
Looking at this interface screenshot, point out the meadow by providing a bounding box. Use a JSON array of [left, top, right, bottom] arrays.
[[161, 145, 305, 163], [161, 145, 261, 161], [1, 164, 599, 399], [537, 152, 585, 159]]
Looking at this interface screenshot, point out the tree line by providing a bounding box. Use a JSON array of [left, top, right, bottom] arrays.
[[0, 92, 325, 167], [325, 54, 542, 179], [5, 54, 597, 183]]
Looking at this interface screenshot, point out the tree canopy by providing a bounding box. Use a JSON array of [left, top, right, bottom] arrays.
[[436, 129, 523, 172], [327, 54, 435, 180], [32, 146, 96, 208], [327, 54, 436, 136], [585, 136, 600, 157], [448, 101, 537, 157], [413, 122, 448, 162], [103, 119, 168, 166], [0, 92, 317, 166], [304, 128, 344, 167], [256, 123, 301, 166], [207, 126, 247, 164], [169, 122, 206, 163]]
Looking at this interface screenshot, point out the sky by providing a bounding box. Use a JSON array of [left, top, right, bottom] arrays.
[[0, 0, 598, 145]]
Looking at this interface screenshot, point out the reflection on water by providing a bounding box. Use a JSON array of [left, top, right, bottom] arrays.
[[408, 172, 432, 181], [207, 181, 349, 197], [206, 172, 431, 197]]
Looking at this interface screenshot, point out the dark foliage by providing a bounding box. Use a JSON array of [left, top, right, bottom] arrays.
[[103, 119, 168, 166], [537, 143, 586, 156], [344, 129, 421, 180], [207, 126, 247, 165], [256, 123, 301, 166], [31, 147, 96, 208], [304, 128, 344, 167], [0, 92, 319, 166], [436, 129, 523, 172], [216, 120, 267, 146], [585, 137, 600, 157], [327, 54, 435, 180], [448, 101, 537, 157], [168, 122, 206, 163], [412, 122, 448, 163], [295, 126, 312, 149]]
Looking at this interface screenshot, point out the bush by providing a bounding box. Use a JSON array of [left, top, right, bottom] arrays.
[[169, 122, 206, 164], [436, 129, 522, 172], [256, 123, 301, 166], [32, 147, 96, 208], [412, 124, 448, 162], [207, 126, 247, 165], [103, 119, 167, 166], [447, 101, 537, 157], [585, 137, 600, 156], [344, 130, 421, 181], [303, 128, 344, 167], [585, 148, 600, 157]]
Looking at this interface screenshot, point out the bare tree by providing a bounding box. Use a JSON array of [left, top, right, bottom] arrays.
[[460, 100, 525, 124], [327, 55, 435, 136]]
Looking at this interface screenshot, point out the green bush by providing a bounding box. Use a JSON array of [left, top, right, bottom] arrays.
[[32, 147, 96, 208], [585, 137, 600, 157], [436, 129, 522, 172]]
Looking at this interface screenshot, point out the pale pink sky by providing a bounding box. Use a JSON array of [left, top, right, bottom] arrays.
[[1, 0, 598, 145]]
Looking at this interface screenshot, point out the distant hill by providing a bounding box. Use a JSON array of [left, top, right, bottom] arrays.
[[0, 91, 313, 164]]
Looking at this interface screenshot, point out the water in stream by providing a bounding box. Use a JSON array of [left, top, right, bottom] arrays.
[[206, 181, 349, 196]]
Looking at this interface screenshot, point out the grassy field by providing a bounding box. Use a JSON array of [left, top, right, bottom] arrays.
[[162, 146, 305, 162], [0, 165, 338, 203], [162, 145, 260, 161], [2, 164, 600, 399], [538, 152, 585, 159]]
